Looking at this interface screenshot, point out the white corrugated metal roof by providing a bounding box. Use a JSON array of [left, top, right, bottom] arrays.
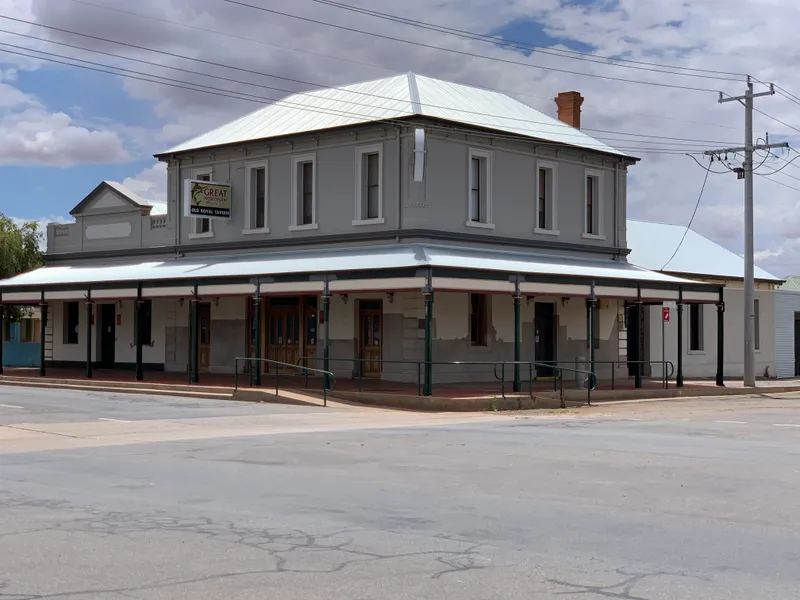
[[160, 73, 623, 157], [0, 244, 695, 290], [626, 220, 780, 282]]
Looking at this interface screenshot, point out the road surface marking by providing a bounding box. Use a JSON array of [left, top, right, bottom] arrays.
[[0, 404, 23, 409], [716, 420, 747, 424], [98, 417, 130, 423], [773, 423, 800, 428]]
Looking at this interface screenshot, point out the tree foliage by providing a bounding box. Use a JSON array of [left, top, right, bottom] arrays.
[[1, 213, 44, 322]]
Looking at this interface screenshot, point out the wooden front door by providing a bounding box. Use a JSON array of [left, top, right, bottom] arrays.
[[359, 300, 382, 377], [268, 300, 301, 370], [198, 303, 211, 373]]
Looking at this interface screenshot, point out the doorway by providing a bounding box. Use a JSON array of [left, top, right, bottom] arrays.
[[267, 297, 301, 369], [358, 300, 382, 377], [198, 303, 211, 373], [626, 304, 644, 376], [99, 304, 116, 369], [534, 302, 556, 377]]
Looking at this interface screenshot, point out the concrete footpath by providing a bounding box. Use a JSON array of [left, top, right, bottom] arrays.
[[3, 372, 800, 412]]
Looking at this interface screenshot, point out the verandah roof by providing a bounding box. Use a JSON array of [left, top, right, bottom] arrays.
[[0, 244, 718, 301]]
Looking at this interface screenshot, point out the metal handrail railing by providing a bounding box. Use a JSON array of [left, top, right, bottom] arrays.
[[520, 360, 676, 390], [491, 362, 597, 405], [234, 357, 335, 407], [297, 356, 596, 405]]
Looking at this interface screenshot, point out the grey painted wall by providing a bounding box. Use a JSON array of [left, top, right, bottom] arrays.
[[48, 122, 630, 261], [172, 127, 400, 246], [409, 132, 622, 253]]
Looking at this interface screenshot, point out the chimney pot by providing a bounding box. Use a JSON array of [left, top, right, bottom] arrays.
[[554, 91, 584, 129]]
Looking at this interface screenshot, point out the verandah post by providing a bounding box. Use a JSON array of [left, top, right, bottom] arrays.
[[513, 275, 521, 393], [135, 284, 144, 382], [322, 284, 331, 391], [716, 286, 725, 387], [676, 288, 684, 388], [85, 294, 93, 379], [253, 281, 262, 387], [423, 270, 434, 397], [39, 294, 47, 377], [190, 286, 199, 384]]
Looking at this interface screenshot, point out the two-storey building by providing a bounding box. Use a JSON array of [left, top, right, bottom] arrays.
[[0, 73, 723, 392]]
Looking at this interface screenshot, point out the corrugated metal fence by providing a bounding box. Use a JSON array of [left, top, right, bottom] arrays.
[[773, 290, 800, 378]]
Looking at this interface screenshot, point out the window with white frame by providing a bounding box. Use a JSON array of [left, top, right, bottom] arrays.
[[291, 154, 317, 230], [689, 304, 704, 352], [190, 169, 213, 237], [535, 161, 557, 233], [584, 169, 602, 237], [354, 145, 383, 223], [467, 149, 493, 228], [244, 160, 268, 232]]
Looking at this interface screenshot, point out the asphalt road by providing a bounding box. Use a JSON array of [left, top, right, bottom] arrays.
[[2, 386, 800, 599]]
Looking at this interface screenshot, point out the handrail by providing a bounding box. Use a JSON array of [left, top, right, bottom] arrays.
[[234, 357, 335, 407], [517, 359, 676, 390], [491, 361, 597, 406], [297, 356, 596, 405]]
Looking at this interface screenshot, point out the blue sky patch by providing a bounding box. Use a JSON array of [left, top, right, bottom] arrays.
[[490, 17, 595, 56]]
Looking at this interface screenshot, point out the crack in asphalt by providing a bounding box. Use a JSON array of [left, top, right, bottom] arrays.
[[0, 491, 496, 598]]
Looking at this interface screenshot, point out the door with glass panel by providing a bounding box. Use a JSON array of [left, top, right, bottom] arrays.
[[358, 300, 382, 377]]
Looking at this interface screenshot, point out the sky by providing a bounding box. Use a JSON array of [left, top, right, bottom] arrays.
[[1, 0, 800, 276]]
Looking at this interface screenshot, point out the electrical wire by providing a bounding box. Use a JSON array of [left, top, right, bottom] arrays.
[[66, 0, 393, 75], [756, 173, 800, 193], [754, 151, 800, 176], [0, 45, 708, 156], [63, 0, 744, 132], [687, 153, 731, 175], [661, 156, 712, 270], [218, 0, 728, 93], [304, 0, 746, 81], [0, 25, 741, 148]]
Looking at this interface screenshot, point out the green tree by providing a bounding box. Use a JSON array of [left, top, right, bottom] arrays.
[[1, 213, 44, 323]]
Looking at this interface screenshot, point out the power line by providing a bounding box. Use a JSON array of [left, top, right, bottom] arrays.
[[306, 0, 746, 81], [0, 44, 707, 156], [754, 150, 800, 176], [756, 173, 800, 193], [661, 157, 712, 270], [67, 0, 392, 75], [61, 0, 742, 133], [0, 22, 741, 148], [218, 0, 728, 93]]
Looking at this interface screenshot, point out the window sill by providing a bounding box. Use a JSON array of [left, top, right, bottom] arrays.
[[242, 227, 270, 235], [352, 218, 386, 226], [188, 232, 214, 240], [687, 350, 706, 355], [534, 227, 560, 236], [465, 221, 496, 230], [288, 223, 319, 232], [581, 233, 606, 241]]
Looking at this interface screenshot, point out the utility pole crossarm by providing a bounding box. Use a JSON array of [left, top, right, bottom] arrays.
[[704, 142, 788, 156], [718, 81, 775, 104]]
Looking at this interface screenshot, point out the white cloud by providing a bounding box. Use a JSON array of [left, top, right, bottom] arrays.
[[0, 108, 130, 166], [120, 162, 168, 214], [9, 0, 800, 273]]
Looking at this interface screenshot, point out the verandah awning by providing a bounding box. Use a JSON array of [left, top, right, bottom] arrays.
[[0, 243, 720, 303]]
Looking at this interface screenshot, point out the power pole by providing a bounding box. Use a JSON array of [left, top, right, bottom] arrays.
[[704, 77, 787, 387]]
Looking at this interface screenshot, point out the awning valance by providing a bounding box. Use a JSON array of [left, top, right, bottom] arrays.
[[0, 243, 717, 300]]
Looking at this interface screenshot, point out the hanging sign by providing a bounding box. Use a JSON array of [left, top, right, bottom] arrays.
[[662, 307, 670, 322], [184, 179, 231, 219]]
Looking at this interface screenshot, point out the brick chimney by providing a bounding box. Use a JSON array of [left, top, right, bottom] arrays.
[[554, 91, 584, 129]]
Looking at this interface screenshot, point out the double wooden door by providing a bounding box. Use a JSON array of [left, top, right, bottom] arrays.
[[262, 297, 318, 371], [359, 301, 382, 377]]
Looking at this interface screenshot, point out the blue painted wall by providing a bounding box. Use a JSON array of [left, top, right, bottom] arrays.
[[2, 322, 41, 368]]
